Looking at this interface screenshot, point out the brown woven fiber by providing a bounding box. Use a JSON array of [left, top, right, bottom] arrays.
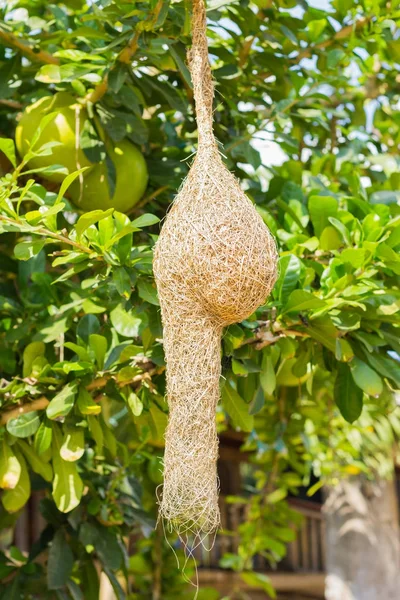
[[153, 0, 278, 537]]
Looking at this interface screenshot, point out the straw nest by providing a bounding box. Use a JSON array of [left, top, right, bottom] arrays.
[[153, 0, 278, 538]]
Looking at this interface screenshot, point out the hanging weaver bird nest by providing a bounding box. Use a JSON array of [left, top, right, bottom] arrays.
[[153, 0, 278, 538]]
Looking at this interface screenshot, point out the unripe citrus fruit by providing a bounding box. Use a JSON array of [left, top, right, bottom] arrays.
[[68, 139, 148, 213], [15, 92, 91, 182]]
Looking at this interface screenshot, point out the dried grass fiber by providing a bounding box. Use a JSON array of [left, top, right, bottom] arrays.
[[153, 0, 278, 537]]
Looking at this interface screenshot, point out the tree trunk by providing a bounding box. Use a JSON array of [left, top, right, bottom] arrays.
[[324, 475, 400, 600]]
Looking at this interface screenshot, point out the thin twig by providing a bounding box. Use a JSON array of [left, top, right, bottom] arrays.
[[295, 16, 370, 62], [0, 99, 23, 110], [0, 215, 94, 255]]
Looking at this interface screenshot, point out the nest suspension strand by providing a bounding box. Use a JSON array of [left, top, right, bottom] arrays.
[[153, 0, 278, 537]]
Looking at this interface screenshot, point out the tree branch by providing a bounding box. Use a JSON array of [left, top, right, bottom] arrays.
[[0, 99, 23, 110], [84, 76, 109, 105], [0, 29, 59, 65], [0, 396, 49, 425], [0, 367, 164, 425], [293, 17, 370, 63]]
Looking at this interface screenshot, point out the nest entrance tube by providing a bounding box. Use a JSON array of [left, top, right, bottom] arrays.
[[153, 0, 278, 538]]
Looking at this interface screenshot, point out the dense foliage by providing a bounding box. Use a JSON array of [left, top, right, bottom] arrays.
[[0, 0, 399, 597]]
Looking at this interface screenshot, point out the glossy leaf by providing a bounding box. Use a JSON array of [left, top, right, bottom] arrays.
[[77, 387, 101, 416], [17, 439, 53, 482], [47, 530, 74, 590], [351, 357, 383, 397], [1, 450, 30, 512], [52, 425, 83, 512], [283, 290, 326, 314], [6, 411, 41, 438], [47, 382, 78, 420], [334, 363, 363, 423], [221, 381, 254, 432], [60, 428, 85, 462], [0, 439, 21, 489]]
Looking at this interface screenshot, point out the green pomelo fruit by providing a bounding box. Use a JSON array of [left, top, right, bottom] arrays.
[[15, 92, 91, 183], [69, 139, 148, 213]]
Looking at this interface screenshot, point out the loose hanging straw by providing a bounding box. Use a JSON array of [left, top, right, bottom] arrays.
[[153, 0, 278, 538]]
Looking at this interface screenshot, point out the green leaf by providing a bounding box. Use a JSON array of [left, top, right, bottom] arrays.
[[35, 64, 62, 83], [77, 387, 101, 416], [307, 18, 327, 42], [0, 439, 21, 489], [79, 522, 122, 571], [137, 280, 159, 305], [260, 352, 276, 396], [232, 359, 248, 376], [47, 530, 74, 590], [168, 43, 192, 87], [131, 213, 160, 228], [103, 567, 126, 600], [34, 419, 53, 455], [6, 411, 41, 438], [67, 580, 84, 600], [147, 405, 168, 440], [363, 352, 400, 388], [64, 343, 91, 362], [308, 195, 338, 237], [110, 303, 146, 338], [328, 216, 351, 245], [80, 560, 100, 600], [266, 488, 287, 504], [350, 357, 383, 397], [47, 382, 78, 420], [14, 240, 45, 261], [75, 209, 114, 238], [127, 391, 143, 417], [55, 168, 89, 205], [276, 254, 302, 303], [221, 382, 254, 432], [335, 338, 354, 362], [0, 138, 17, 168], [89, 334, 107, 369], [113, 267, 132, 298], [240, 572, 276, 598], [17, 439, 53, 482], [320, 225, 342, 251], [52, 425, 83, 512], [60, 428, 85, 462], [276, 198, 307, 233], [249, 386, 265, 415], [2, 450, 30, 512], [87, 415, 104, 452], [76, 314, 100, 344], [22, 341, 45, 377], [334, 363, 363, 423], [306, 317, 338, 353], [82, 298, 106, 314], [101, 420, 117, 456], [340, 248, 366, 268], [283, 290, 326, 314], [24, 164, 68, 177]]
